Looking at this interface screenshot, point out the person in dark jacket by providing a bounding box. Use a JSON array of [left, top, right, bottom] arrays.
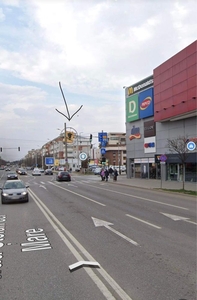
[[113, 169, 118, 181], [104, 169, 109, 181]]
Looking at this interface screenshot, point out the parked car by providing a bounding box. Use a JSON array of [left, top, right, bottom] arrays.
[[44, 169, 53, 175], [56, 171, 71, 181], [32, 169, 41, 176], [89, 165, 98, 172], [7, 172, 18, 180], [0, 179, 29, 204], [94, 167, 102, 175]]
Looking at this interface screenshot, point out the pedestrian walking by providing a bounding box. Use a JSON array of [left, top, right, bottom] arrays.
[[104, 169, 109, 181], [100, 169, 105, 181], [109, 167, 113, 179], [113, 168, 118, 181]]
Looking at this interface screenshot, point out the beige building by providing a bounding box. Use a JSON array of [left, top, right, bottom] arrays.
[[104, 133, 126, 167]]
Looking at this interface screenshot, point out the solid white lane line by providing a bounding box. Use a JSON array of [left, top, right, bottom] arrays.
[[29, 189, 133, 300], [80, 184, 188, 210], [126, 214, 161, 229], [48, 181, 106, 206]]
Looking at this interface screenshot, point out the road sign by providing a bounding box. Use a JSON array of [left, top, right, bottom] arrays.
[[79, 152, 87, 161], [45, 157, 54, 165], [98, 132, 107, 142], [159, 154, 167, 162], [187, 141, 196, 151], [101, 148, 106, 155]]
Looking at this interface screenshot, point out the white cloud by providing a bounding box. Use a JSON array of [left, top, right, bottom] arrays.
[[0, 0, 196, 160], [0, 8, 5, 21]]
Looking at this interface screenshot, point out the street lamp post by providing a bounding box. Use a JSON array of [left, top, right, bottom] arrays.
[[64, 122, 68, 168]]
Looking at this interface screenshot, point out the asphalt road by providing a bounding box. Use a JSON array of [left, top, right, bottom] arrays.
[[0, 170, 196, 300]]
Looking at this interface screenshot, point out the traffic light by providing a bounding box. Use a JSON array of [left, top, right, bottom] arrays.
[[90, 134, 92, 142], [0, 147, 2, 152], [66, 131, 74, 143], [18, 147, 20, 151]]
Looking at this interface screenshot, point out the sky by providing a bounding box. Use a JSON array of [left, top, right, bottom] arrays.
[[0, 0, 196, 161]]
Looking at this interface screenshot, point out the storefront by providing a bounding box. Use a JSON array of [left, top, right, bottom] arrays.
[[154, 153, 197, 182]]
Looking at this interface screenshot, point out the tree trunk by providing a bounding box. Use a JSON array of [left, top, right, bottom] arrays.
[[182, 163, 185, 190]]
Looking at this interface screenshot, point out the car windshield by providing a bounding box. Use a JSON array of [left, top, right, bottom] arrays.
[[4, 181, 25, 189]]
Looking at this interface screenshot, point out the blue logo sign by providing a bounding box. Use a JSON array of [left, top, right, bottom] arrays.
[[45, 157, 54, 165], [98, 132, 107, 142], [79, 152, 87, 161], [139, 87, 154, 119], [187, 142, 196, 151], [101, 148, 106, 155]]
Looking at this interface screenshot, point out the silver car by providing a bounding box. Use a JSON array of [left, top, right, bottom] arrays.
[[1, 180, 29, 204]]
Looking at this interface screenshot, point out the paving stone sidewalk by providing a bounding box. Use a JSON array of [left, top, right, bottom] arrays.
[[108, 174, 197, 192]]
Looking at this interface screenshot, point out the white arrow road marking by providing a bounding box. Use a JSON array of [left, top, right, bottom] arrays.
[[40, 181, 45, 184], [161, 213, 197, 225], [69, 261, 100, 271], [39, 185, 47, 189], [29, 189, 133, 300], [126, 214, 161, 229], [68, 183, 78, 187], [92, 217, 139, 246]]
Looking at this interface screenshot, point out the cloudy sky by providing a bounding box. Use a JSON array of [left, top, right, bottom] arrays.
[[0, 0, 196, 161]]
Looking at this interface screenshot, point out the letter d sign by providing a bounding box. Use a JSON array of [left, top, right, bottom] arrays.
[[129, 100, 136, 113]]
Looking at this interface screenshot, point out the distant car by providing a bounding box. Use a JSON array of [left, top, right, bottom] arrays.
[[7, 172, 18, 180], [121, 166, 126, 172], [58, 167, 66, 171], [5, 168, 11, 171], [32, 169, 41, 176], [56, 171, 71, 182], [44, 169, 53, 175], [94, 167, 102, 175], [0, 179, 29, 204], [39, 168, 45, 173], [18, 169, 27, 175]]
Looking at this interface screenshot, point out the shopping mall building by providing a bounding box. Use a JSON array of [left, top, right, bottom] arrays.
[[125, 40, 197, 182]]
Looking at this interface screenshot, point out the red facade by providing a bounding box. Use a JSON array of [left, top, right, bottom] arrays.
[[153, 41, 197, 122]]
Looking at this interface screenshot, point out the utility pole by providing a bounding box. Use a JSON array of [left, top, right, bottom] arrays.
[[55, 82, 83, 170]]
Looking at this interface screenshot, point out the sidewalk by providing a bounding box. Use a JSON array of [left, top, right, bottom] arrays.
[[107, 174, 197, 192]]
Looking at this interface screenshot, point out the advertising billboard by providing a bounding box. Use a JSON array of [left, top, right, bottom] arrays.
[[139, 88, 154, 119], [144, 119, 156, 138], [126, 85, 154, 123], [126, 94, 139, 122]]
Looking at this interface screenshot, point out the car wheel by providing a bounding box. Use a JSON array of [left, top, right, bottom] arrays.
[[1, 198, 6, 204]]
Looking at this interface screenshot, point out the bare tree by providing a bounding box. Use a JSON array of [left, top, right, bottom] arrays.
[[167, 136, 190, 190]]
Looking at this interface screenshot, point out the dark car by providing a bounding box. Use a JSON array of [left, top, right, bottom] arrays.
[[1, 179, 29, 204], [44, 169, 53, 175], [56, 171, 71, 182], [7, 172, 18, 180], [18, 169, 27, 175]]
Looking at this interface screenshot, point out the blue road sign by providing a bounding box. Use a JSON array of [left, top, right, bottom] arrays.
[[45, 157, 54, 165], [101, 148, 106, 155], [98, 132, 108, 142], [187, 141, 196, 151]]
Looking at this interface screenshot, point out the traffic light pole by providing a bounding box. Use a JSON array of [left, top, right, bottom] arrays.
[[64, 122, 68, 168]]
